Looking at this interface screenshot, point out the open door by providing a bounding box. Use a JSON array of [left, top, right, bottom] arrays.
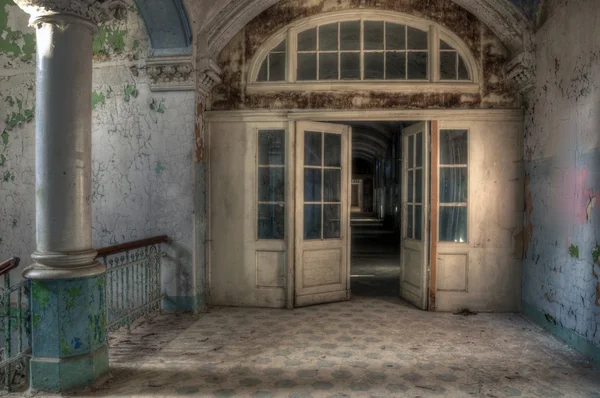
[[295, 121, 351, 307], [400, 121, 430, 309]]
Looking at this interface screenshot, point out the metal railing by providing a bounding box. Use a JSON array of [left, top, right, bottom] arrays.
[[96, 235, 168, 333], [0, 257, 30, 392]]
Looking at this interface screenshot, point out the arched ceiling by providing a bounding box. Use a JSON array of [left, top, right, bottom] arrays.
[[134, 0, 192, 55]]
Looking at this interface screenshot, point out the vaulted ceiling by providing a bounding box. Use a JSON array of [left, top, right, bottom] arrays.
[[135, 0, 540, 56]]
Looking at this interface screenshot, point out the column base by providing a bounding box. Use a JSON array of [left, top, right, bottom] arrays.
[[30, 345, 109, 392], [30, 274, 108, 392]]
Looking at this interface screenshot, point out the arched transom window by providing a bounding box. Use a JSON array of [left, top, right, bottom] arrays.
[[249, 10, 479, 93]]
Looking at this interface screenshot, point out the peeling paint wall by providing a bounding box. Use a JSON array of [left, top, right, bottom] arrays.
[[522, 0, 600, 361], [0, 2, 197, 307], [212, 0, 520, 111]]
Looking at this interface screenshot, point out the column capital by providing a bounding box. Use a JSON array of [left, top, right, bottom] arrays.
[[196, 57, 222, 102], [14, 0, 127, 25], [147, 55, 195, 92]]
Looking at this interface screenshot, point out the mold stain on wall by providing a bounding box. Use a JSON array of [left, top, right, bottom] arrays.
[[212, 0, 518, 111]]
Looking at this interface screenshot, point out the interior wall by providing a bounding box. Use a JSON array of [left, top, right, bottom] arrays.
[[522, 0, 600, 363], [0, 4, 198, 310]]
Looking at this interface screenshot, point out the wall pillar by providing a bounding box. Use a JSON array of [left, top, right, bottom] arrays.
[[13, 0, 126, 392]]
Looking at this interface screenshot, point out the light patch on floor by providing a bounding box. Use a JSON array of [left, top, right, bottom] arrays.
[[37, 297, 600, 397]]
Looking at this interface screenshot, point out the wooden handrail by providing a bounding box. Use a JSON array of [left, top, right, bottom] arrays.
[[0, 257, 20, 276], [95, 235, 169, 258]]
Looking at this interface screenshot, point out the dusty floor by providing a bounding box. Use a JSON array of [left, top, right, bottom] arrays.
[[53, 297, 600, 398]]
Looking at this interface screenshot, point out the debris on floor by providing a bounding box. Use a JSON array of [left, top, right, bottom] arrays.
[[453, 308, 478, 316]]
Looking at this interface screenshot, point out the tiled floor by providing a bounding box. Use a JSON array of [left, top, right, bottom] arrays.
[[63, 297, 600, 397]]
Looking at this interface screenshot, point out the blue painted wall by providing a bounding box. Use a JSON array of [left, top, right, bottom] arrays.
[[508, 0, 542, 21]]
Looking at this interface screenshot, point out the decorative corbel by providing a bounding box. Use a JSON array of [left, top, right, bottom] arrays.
[[196, 57, 222, 102], [506, 51, 535, 93], [146, 55, 195, 92]]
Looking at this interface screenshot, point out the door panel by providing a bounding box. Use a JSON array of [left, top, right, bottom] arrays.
[[295, 121, 351, 307], [400, 121, 429, 309]]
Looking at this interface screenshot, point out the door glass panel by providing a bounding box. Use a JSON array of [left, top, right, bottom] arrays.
[[364, 52, 384, 79], [258, 204, 284, 240], [341, 52, 360, 80], [414, 204, 422, 240], [323, 204, 341, 239], [258, 130, 285, 165], [304, 204, 322, 239], [340, 21, 360, 50], [324, 133, 341, 167], [297, 53, 317, 80], [364, 21, 384, 50], [440, 168, 467, 203], [407, 204, 414, 239], [440, 130, 468, 164], [319, 23, 338, 51], [439, 206, 467, 242], [408, 134, 414, 168], [415, 168, 422, 203], [407, 52, 428, 79], [324, 169, 341, 202], [305, 131, 322, 166], [298, 28, 317, 51], [386, 23, 406, 50], [407, 170, 414, 202], [304, 168, 322, 201], [416, 132, 423, 167], [259, 168, 285, 202]]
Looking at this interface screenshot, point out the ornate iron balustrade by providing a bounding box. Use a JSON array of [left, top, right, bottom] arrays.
[[96, 235, 168, 333], [0, 257, 30, 392]]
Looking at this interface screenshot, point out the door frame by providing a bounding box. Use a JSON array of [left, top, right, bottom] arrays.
[[205, 109, 524, 309]]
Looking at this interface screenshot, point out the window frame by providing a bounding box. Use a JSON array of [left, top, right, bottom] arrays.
[[248, 10, 479, 93], [437, 128, 469, 244]]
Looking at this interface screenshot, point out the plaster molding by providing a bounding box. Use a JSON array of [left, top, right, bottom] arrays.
[[147, 56, 195, 92], [14, 0, 128, 24], [196, 57, 222, 100], [201, 0, 532, 60], [505, 51, 535, 92]]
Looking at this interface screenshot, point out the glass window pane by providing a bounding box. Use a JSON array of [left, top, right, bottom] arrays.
[[269, 52, 286, 81], [416, 131, 423, 167], [304, 204, 322, 239], [324, 133, 341, 167], [258, 204, 284, 240], [257, 59, 268, 81], [304, 168, 322, 202], [414, 204, 422, 241], [297, 53, 317, 81], [258, 130, 285, 166], [407, 52, 428, 80], [415, 168, 422, 203], [440, 39, 452, 50], [386, 23, 405, 50], [341, 52, 360, 80], [440, 168, 468, 203], [364, 52, 384, 79], [259, 168, 285, 202], [305, 131, 322, 166], [319, 53, 338, 80], [440, 130, 468, 165], [407, 170, 414, 202], [458, 55, 470, 80], [386, 52, 406, 79], [364, 21, 384, 50], [319, 23, 338, 51], [273, 40, 286, 52], [407, 204, 414, 239], [440, 51, 457, 80], [298, 28, 317, 51], [324, 169, 341, 202], [324, 204, 341, 239], [340, 21, 360, 50], [407, 27, 428, 50], [439, 206, 468, 242], [408, 134, 414, 168]]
